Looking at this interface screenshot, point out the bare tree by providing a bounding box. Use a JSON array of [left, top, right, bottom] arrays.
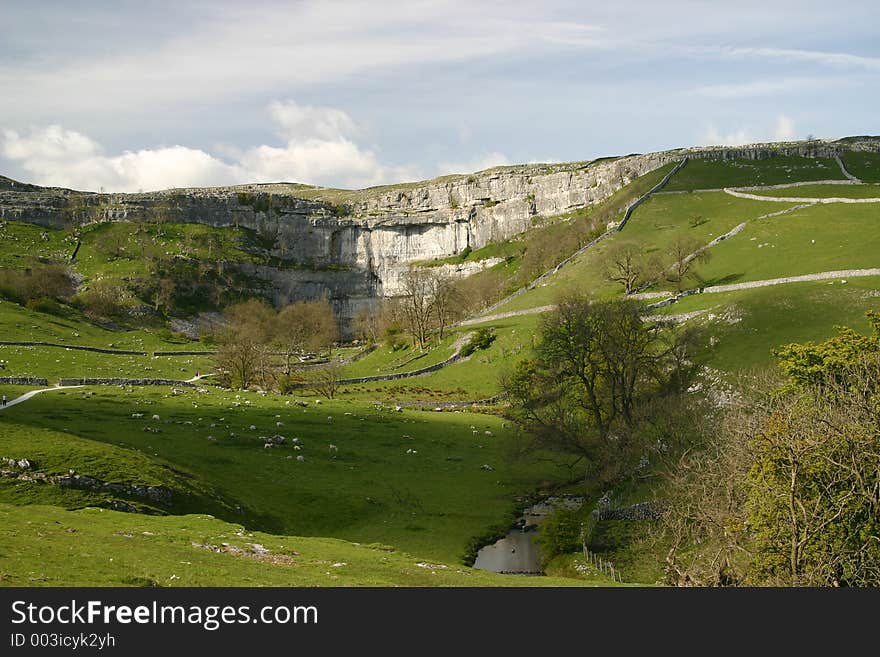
[[307, 361, 345, 399], [214, 299, 275, 389], [667, 237, 710, 291], [274, 299, 339, 375], [603, 241, 663, 295], [398, 269, 436, 349], [429, 271, 460, 340]]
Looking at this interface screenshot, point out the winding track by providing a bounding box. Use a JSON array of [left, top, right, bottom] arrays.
[[0, 374, 212, 411]]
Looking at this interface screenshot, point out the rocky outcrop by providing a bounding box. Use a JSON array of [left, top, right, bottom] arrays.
[[2, 138, 877, 330], [0, 457, 172, 506]]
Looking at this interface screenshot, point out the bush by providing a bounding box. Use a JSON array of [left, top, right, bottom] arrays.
[[460, 327, 496, 357], [25, 297, 67, 316], [535, 507, 586, 560], [0, 265, 73, 305]]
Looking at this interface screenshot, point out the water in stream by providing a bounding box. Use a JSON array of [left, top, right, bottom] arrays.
[[473, 496, 585, 574]]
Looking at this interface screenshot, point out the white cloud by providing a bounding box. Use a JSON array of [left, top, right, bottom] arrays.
[[0, 101, 422, 192], [267, 100, 359, 143], [698, 114, 799, 147], [698, 125, 755, 147], [720, 46, 880, 71], [693, 78, 823, 99], [436, 152, 510, 176], [774, 115, 797, 141]]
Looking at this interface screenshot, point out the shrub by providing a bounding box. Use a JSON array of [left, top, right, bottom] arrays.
[[535, 507, 586, 560], [460, 327, 495, 357], [25, 297, 67, 316]]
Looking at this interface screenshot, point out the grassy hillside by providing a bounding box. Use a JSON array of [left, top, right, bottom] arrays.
[[841, 150, 880, 182], [0, 388, 574, 564], [3, 146, 880, 587], [0, 504, 610, 586], [746, 183, 880, 198], [664, 156, 844, 191]]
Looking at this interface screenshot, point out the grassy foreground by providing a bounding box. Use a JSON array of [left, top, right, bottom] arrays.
[[0, 504, 610, 586]]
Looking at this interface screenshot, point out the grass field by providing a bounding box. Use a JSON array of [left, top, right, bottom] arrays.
[[493, 192, 797, 312], [0, 387, 577, 564], [651, 277, 880, 372], [746, 183, 880, 198], [0, 504, 613, 586], [692, 203, 880, 287], [841, 150, 880, 183], [663, 156, 844, 191]]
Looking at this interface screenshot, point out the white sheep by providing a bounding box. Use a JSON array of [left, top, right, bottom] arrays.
[[294, 445, 302, 451], [296, 455, 305, 462], [329, 444, 338, 452], [276, 421, 284, 427], [151, 414, 161, 421]]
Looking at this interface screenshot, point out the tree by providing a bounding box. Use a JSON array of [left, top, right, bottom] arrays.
[[745, 371, 880, 586], [353, 300, 392, 345], [502, 296, 698, 485], [429, 271, 460, 340], [603, 241, 662, 295], [398, 269, 436, 349], [667, 237, 710, 291], [307, 361, 345, 400], [274, 299, 339, 375], [214, 299, 275, 389], [664, 312, 880, 586], [774, 311, 880, 389]]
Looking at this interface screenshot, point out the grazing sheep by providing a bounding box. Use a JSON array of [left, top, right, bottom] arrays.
[[484, 431, 493, 437], [296, 455, 305, 462], [472, 430, 479, 436], [152, 415, 161, 421], [249, 425, 257, 431], [276, 421, 284, 427], [329, 444, 338, 452], [327, 416, 333, 422], [294, 445, 302, 451], [131, 413, 143, 419], [207, 436, 216, 442], [395, 405, 403, 412], [264, 443, 275, 449], [481, 464, 494, 471]]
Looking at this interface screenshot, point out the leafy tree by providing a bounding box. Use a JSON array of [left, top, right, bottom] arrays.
[[774, 311, 880, 388], [274, 299, 339, 375], [503, 296, 698, 485], [214, 299, 275, 389], [664, 312, 880, 586]]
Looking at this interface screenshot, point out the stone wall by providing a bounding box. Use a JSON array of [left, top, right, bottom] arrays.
[[0, 376, 48, 386], [58, 378, 196, 387]]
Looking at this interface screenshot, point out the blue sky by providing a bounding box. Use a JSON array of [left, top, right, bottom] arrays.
[[1, 0, 878, 191]]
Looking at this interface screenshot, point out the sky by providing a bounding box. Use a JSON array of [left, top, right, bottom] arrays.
[[0, 0, 878, 192]]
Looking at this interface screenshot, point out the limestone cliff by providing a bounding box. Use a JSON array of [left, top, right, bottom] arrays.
[[1, 137, 877, 327]]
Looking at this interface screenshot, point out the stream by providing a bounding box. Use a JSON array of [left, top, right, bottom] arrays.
[[473, 496, 585, 575]]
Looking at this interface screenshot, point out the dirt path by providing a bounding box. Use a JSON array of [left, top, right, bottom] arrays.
[[724, 188, 880, 204], [0, 385, 84, 411]]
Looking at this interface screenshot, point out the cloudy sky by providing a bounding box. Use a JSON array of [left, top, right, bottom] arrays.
[[1, 0, 877, 192]]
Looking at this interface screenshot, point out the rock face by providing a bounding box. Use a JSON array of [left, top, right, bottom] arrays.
[[1, 138, 877, 329]]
